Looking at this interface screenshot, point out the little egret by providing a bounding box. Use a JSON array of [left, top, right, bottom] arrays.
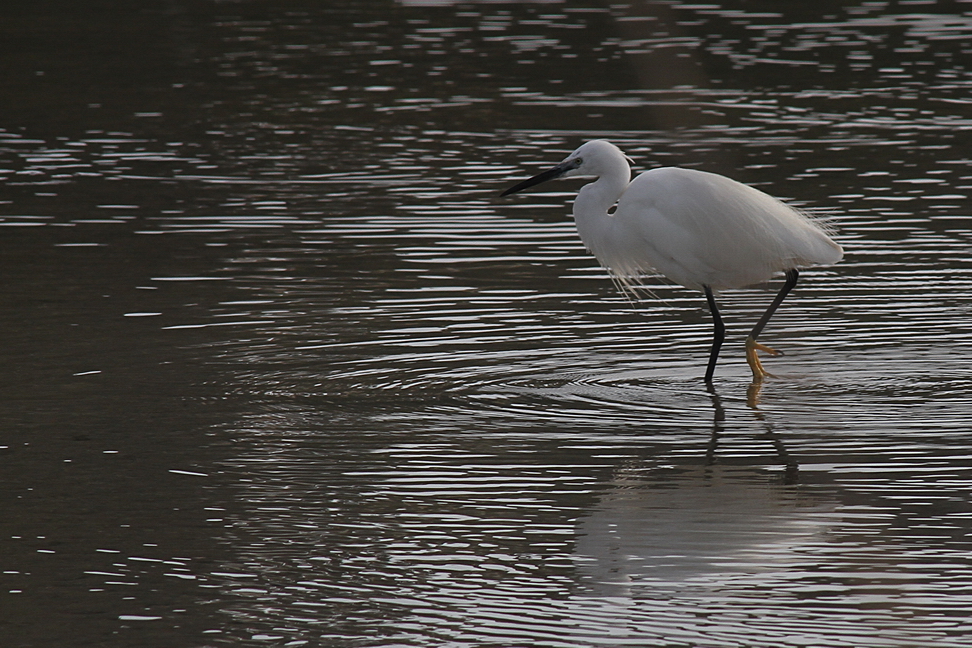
[[501, 140, 843, 381]]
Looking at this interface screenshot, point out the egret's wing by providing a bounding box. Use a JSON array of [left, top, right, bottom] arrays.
[[617, 168, 841, 291]]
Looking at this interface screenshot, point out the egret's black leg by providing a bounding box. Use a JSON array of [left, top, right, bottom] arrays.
[[746, 268, 799, 380], [703, 285, 724, 383], [750, 269, 799, 340]]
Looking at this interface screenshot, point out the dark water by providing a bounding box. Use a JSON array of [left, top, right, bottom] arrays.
[[3, 1, 972, 646]]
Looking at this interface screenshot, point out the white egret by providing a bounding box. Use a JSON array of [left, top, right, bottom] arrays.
[[501, 140, 843, 381]]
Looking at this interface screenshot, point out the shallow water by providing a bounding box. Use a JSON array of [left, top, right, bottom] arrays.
[[3, 1, 972, 646]]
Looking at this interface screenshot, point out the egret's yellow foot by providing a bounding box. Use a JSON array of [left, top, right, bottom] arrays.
[[745, 336, 782, 381]]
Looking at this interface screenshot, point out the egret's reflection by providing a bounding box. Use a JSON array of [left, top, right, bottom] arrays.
[[707, 381, 799, 485], [575, 382, 831, 596]]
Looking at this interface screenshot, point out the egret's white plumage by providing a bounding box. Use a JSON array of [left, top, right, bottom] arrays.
[[501, 139, 843, 381]]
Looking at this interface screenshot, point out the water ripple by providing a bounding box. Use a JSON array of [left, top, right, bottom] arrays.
[[7, 1, 972, 646]]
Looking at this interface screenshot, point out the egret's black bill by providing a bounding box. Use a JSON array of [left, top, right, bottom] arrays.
[[500, 161, 572, 196]]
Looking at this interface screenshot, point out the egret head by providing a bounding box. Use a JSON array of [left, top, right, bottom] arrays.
[[501, 140, 633, 196]]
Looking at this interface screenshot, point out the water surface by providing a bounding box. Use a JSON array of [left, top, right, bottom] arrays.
[[2, 1, 972, 646]]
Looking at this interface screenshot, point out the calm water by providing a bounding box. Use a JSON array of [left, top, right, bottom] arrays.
[[3, 1, 972, 646]]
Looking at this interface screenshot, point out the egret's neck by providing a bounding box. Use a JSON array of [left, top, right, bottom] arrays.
[[572, 171, 629, 256]]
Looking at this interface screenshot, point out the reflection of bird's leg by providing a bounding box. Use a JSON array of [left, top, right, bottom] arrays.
[[704, 382, 725, 466], [747, 389, 799, 484], [703, 286, 725, 382], [746, 269, 799, 380]]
